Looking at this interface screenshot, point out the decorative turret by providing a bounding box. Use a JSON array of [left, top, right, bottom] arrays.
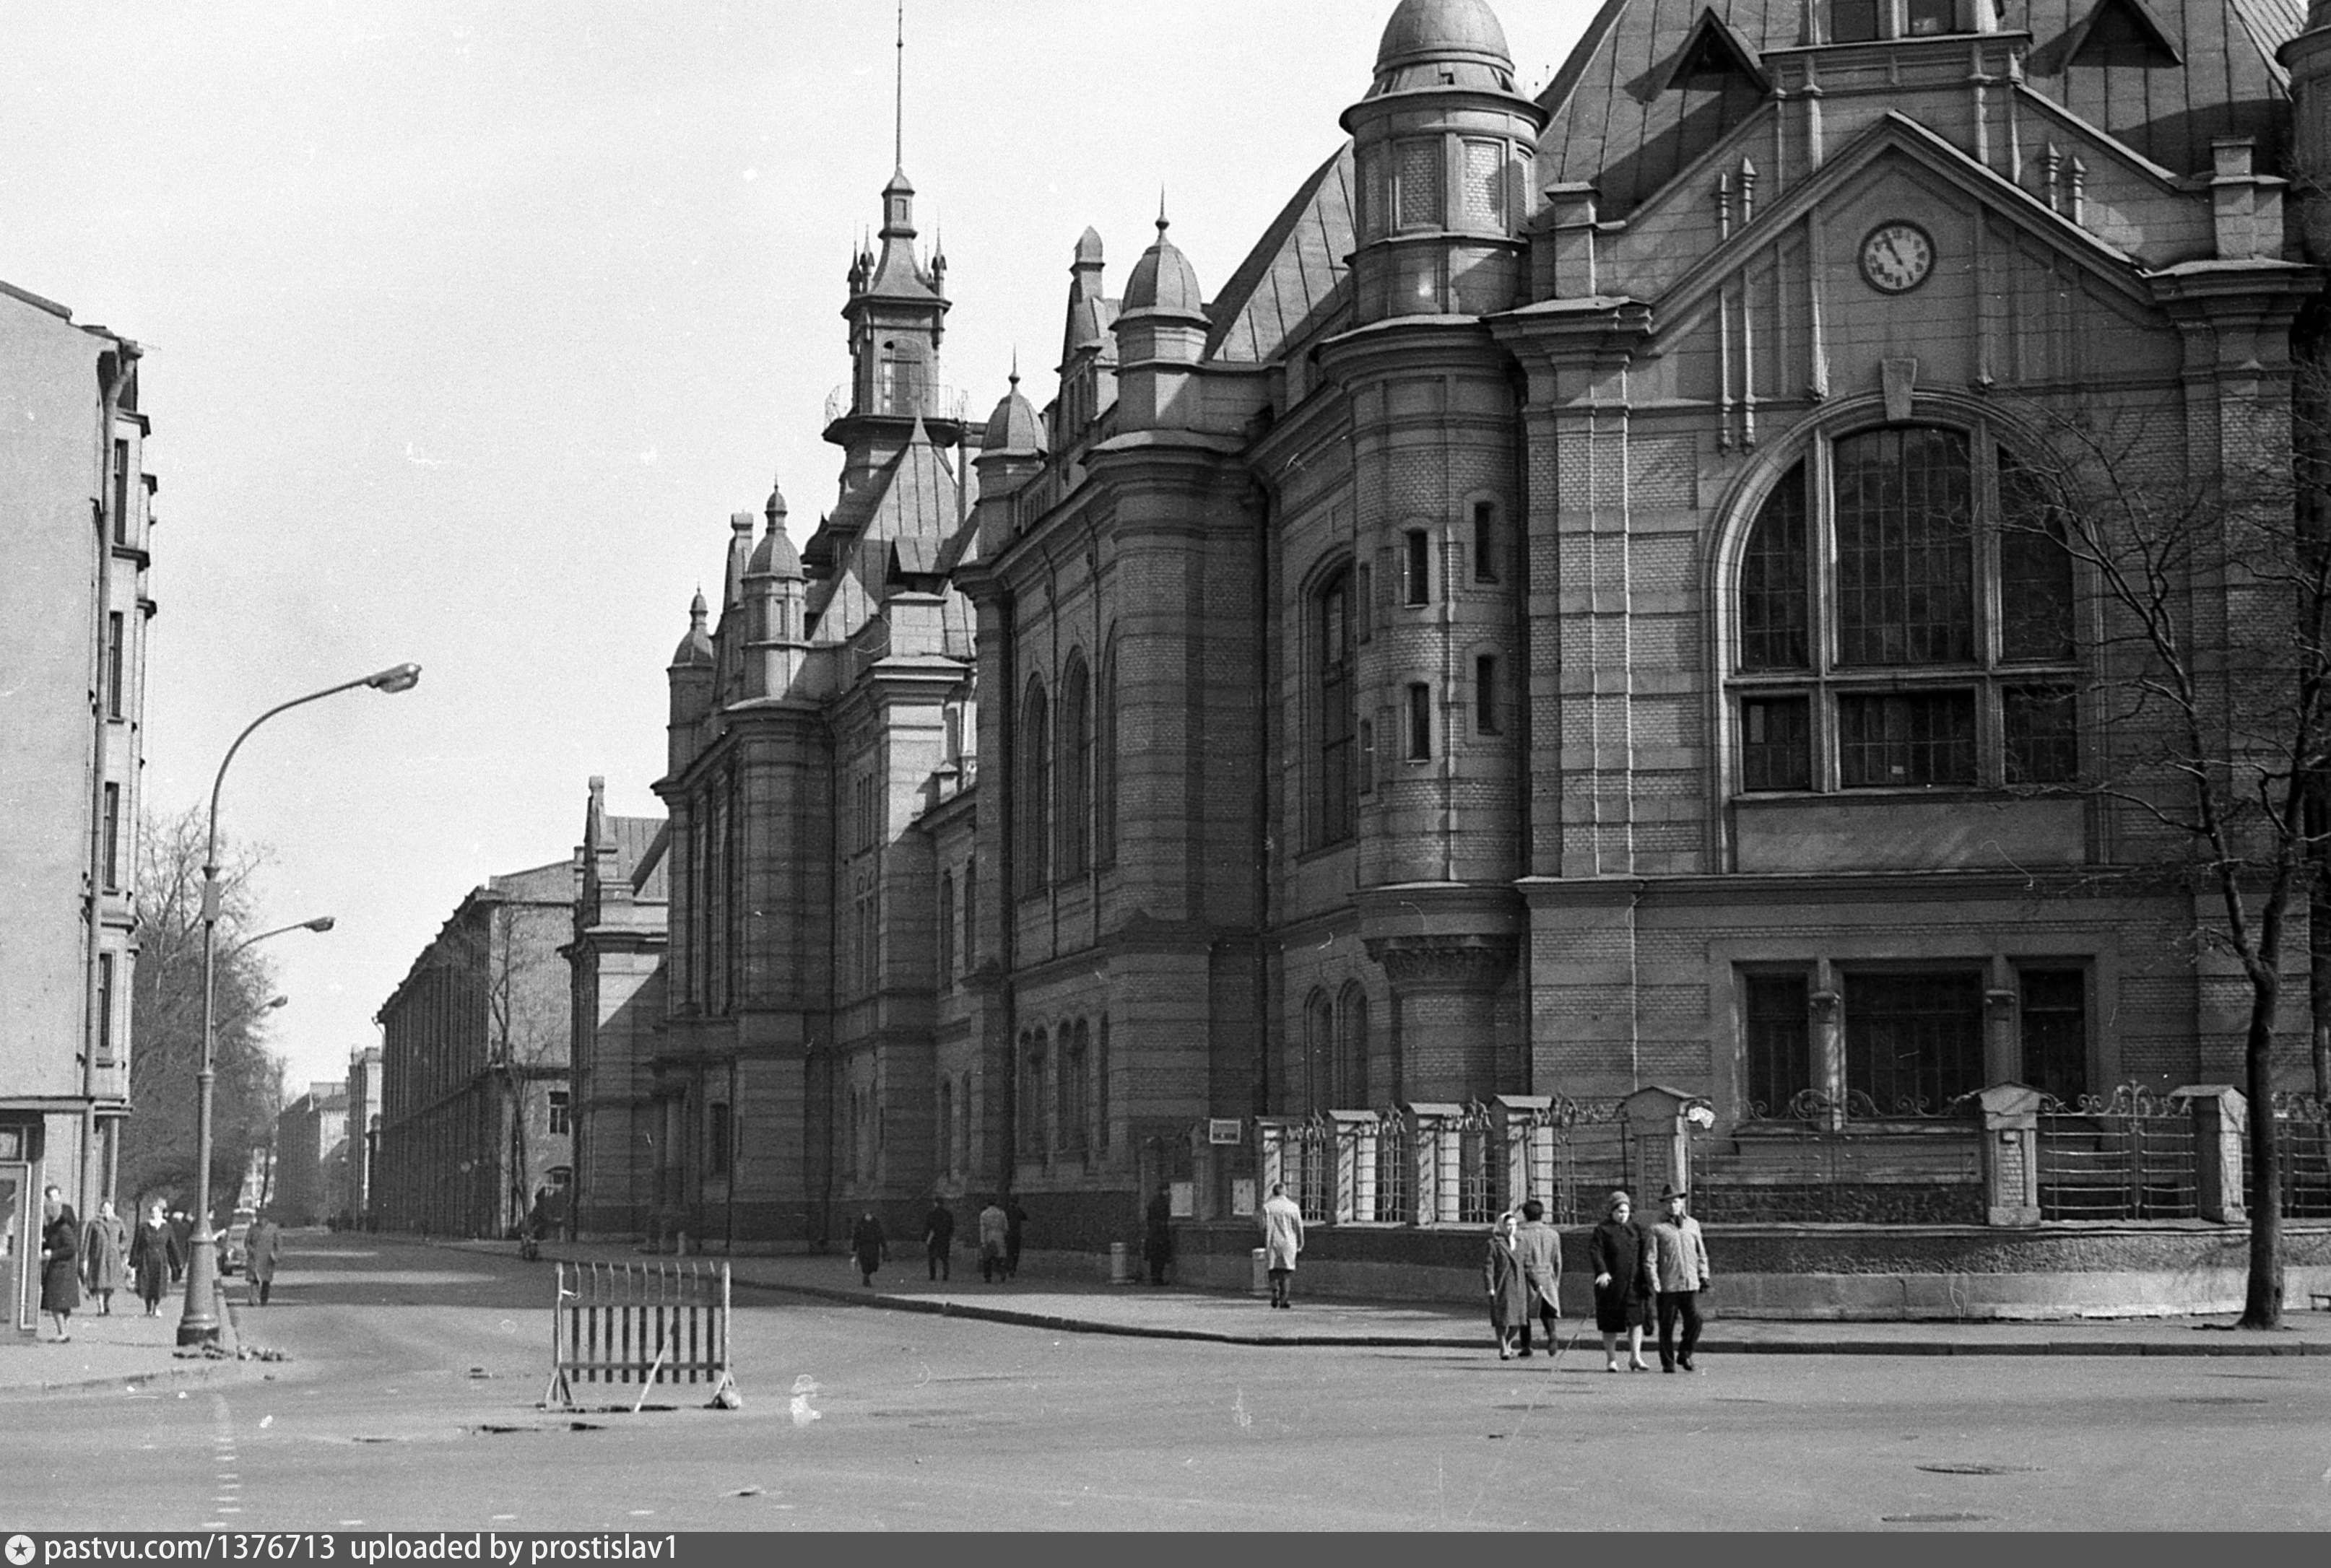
[[2286, 4, 2331, 262], [974, 367, 1048, 557], [1114, 209, 1209, 430], [744, 478, 808, 700], [1341, 0, 1545, 322], [666, 591, 716, 778], [826, 162, 961, 498], [1054, 228, 1119, 445]]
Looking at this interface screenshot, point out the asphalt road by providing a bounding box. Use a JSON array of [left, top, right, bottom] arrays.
[[4, 1232, 2328, 1531]]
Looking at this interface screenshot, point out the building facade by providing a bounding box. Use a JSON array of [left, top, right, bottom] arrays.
[[272, 1081, 348, 1228], [375, 862, 574, 1237], [0, 280, 153, 1333], [564, 779, 668, 1241], [630, 0, 2331, 1258], [344, 1045, 383, 1227]]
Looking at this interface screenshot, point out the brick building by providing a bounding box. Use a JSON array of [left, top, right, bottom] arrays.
[[625, 0, 2331, 1259], [272, 1081, 347, 1228], [0, 281, 153, 1332], [375, 862, 573, 1237], [564, 780, 668, 1240], [344, 1045, 382, 1226]]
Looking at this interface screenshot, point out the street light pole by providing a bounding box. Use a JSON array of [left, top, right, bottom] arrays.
[[178, 663, 419, 1346]]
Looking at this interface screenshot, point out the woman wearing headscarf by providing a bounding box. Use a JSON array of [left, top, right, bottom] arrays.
[[129, 1200, 179, 1316], [82, 1198, 129, 1315], [39, 1194, 82, 1342], [1482, 1211, 1527, 1359], [1589, 1189, 1654, 1373]]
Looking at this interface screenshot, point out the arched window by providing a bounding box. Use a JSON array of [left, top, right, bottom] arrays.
[[961, 857, 978, 975], [1020, 1029, 1049, 1155], [937, 871, 955, 988], [1312, 569, 1357, 847], [1019, 679, 1051, 892], [1062, 1021, 1090, 1153], [1336, 983, 1370, 1108], [937, 1078, 954, 1178], [1060, 654, 1092, 878], [1729, 424, 2078, 796], [1095, 1016, 1111, 1152], [1097, 637, 1119, 866], [1303, 989, 1335, 1109]]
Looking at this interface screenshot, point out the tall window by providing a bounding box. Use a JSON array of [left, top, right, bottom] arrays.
[[1062, 1022, 1090, 1154], [1475, 655, 1501, 736], [1097, 638, 1119, 865], [106, 613, 126, 719], [1095, 1016, 1110, 1151], [1060, 655, 1091, 877], [110, 439, 130, 544], [938, 871, 955, 988], [102, 783, 121, 892], [1472, 501, 1500, 583], [550, 1090, 571, 1136], [2019, 967, 2088, 1105], [1019, 679, 1051, 892], [96, 953, 116, 1065], [1404, 530, 1432, 605], [1315, 571, 1357, 845], [1303, 990, 1334, 1108], [708, 1102, 732, 1175], [961, 858, 978, 975], [937, 1079, 954, 1177], [1845, 971, 1984, 1115], [1019, 1031, 1048, 1154], [1336, 983, 1370, 1107], [1730, 425, 2079, 794], [1742, 973, 1810, 1117], [1407, 684, 1433, 761]]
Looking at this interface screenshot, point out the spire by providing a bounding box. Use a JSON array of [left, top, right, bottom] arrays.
[[894, 1, 906, 173]]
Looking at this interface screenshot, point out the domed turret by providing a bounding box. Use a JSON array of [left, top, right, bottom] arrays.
[[981, 367, 1047, 456], [670, 591, 715, 668], [1369, 0, 1515, 95], [748, 479, 804, 580], [1121, 214, 1206, 319]]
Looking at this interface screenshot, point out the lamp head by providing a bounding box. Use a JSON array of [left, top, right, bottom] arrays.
[[366, 663, 422, 694], [302, 916, 337, 933]]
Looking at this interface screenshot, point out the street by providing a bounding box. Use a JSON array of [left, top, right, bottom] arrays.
[[4, 1232, 2328, 1532]]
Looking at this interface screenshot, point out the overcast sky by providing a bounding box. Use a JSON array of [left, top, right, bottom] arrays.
[[1, 0, 1594, 1097]]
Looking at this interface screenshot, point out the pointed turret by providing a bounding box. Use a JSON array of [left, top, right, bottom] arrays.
[[976, 367, 1049, 556], [667, 591, 716, 778], [745, 478, 809, 700], [1114, 209, 1209, 430], [1054, 229, 1119, 444]]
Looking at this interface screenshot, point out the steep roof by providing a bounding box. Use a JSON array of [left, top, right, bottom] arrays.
[[1204, 144, 1358, 364], [1536, 1, 2301, 221], [805, 420, 963, 640]]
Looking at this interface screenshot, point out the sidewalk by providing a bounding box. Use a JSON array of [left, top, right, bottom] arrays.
[[0, 1283, 249, 1395], [456, 1240, 2331, 1357]]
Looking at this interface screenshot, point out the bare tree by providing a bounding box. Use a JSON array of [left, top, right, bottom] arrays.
[[2000, 391, 2329, 1329], [122, 806, 288, 1217]]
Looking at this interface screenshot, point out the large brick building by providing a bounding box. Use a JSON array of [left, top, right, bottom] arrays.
[[601, 0, 2331, 1261], [0, 281, 153, 1332]]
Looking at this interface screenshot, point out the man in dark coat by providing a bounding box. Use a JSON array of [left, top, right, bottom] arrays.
[[1143, 1188, 1175, 1286], [246, 1213, 284, 1305], [922, 1196, 955, 1281], [848, 1210, 888, 1287]]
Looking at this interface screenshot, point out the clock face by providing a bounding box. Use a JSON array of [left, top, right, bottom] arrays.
[[1859, 221, 1935, 294]]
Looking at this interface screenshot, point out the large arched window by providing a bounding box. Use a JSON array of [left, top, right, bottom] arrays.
[[1097, 636, 1119, 866], [1335, 983, 1370, 1108], [1303, 989, 1335, 1108], [1018, 679, 1051, 892], [1059, 654, 1092, 878], [1311, 568, 1358, 847], [937, 870, 955, 988], [1018, 1029, 1048, 1155], [1730, 423, 2078, 795], [1062, 1020, 1090, 1154]]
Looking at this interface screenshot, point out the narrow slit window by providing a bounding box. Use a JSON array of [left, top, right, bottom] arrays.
[[1407, 683, 1433, 760]]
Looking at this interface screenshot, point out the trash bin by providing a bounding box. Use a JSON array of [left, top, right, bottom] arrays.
[[1109, 1242, 1132, 1284], [1251, 1247, 1270, 1298]]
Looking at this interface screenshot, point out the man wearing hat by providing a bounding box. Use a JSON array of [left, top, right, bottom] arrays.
[[1649, 1183, 1711, 1372]]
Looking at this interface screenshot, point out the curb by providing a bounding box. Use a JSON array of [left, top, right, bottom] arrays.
[[0, 1284, 266, 1398]]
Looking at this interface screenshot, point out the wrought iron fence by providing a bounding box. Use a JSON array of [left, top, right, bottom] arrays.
[[1506, 1097, 1650, 1226], [2241, 1094, 2331, 1220], [1696, 1089, 1983, 1224], [2036, 1085, 2199, 1221]]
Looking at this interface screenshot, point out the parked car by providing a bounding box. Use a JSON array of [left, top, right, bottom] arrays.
[[218, 1214, 253, 1274]]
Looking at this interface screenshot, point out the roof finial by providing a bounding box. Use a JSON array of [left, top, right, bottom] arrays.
[[894, 0, 906, 172], [1010, 347, 1020, 388], [1158, 187, 1170, 236]]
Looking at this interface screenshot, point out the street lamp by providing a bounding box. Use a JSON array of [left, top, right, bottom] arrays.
[[178, 664, 420, 1346]]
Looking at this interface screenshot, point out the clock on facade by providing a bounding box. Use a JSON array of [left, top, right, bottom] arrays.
[[1858, 220, 1935, 294]]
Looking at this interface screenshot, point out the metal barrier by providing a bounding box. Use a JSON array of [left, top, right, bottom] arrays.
[[2036, 1086, 2199, 1221], [545, 1260, 738, 1410], [2278, 1095, 2331, 1219]]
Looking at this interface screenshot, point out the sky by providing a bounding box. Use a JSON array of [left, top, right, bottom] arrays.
[[1, 0, 1596, 1097]]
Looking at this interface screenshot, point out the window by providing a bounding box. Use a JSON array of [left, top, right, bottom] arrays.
[[1062, 1022, 1090, 1154], [1355, 566, 1373, 640], [1304, 990, 1334, 1109], [2019, 968, 2088, 1105], [1407, 684, 1433, 761], [1829, 0, 1958, 43], [1461, 140, 1509, 231], [1475, 655, 1501, 735], [938, 871, 955, 987], [1315, 570, 1358, 846], [110, 439, 130, 544], [1845, 971, 1984, 1115], [1019, 679, 1051, 891], [549, 1090, 571, 1137], [1906, 0, 1955, 36], [1829, 1, 1880, 40], [1336, 983, 1370, 1108], [107, 613, 126, 719], [1395, 139, 1441, 230], [1742, 973, 1809, 1117], [102, 783, 121, 892], [1061, 656, 1092, 877], [1359, 720, 1376, 796], [938, 1079, 954, 1177], [962, 858, 978, 973], [1097, 640, 1119, 864], [1730, 426, 2079, 794], [705, 1101, 729, 1174], [1404, 530, 1431, 605], [1019, 1032, 1048, 1154], [1472, 502, 1500, 583], [1095, 1016, 1110, 1151], [96, 953, 116, 1066]]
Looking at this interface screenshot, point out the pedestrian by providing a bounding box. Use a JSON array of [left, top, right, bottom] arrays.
[[1511, 1198, 1563, 1357], [167, 1210, 192, 1282], [1589, 1189, 1654, 1373], [246, 1211, 283, 1306], [1483, 1211, 1526, 1359], [82, 1198, 129, 1316], [978, 1197, 1009, 1284], [923, 1194, 955, 1282], [1258, 1181, 1305, 1309], [38, 1188, 80, 1342], [129, 1200, 178, 1316], [1649, 1183, 1711, 1373], [1004, 1196, 1027, 1281], [1143, 1187, 1175, 1286], [848, 1208, 889, 1287]]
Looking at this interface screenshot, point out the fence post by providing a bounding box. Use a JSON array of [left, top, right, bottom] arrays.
[[1620, 1085, 1699, 1198], [1256, 1118, 1288, 1200], [1976, 1083, 2044, 1227], [1494, 1096, 1550, 1214], [1408, 1103, 1457, 1224], [2176, 1084, 2247, 1224]]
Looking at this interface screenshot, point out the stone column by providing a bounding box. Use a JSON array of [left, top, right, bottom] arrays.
[[1623, 1085, 1701, 1199], [2177, 1084, 2249, 1224], [1809, 987, 1845, 1131], [1976, 1083, 2044, 1227]]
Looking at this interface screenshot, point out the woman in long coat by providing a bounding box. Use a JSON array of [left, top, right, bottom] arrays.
[[129, 1201, 178, 1316], [82, 1200, 129, 1315], [1483, 1212, 1527, 1359], [1588, 1190, 1654, 1373], [39, 1202, 81, 1341], [848, 1210, 889, 1286]]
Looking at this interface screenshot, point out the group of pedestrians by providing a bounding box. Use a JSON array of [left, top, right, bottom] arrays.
[[30, 1188, 286, 1341], [1487, 1184, 1711, 1373], [848, 1195, 1025, 1287]]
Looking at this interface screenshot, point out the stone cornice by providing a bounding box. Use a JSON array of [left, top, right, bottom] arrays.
[[1363, 932, 1519, 990]]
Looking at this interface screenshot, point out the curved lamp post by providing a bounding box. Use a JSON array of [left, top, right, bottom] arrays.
[[178, 665, 419, 1346]]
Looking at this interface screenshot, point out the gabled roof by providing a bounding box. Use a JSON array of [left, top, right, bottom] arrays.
[[1204, 143, 1358, 364], [630, 821, 670, 902], [1536, 1, 2301, 219], [804, 422, 963, 641]]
